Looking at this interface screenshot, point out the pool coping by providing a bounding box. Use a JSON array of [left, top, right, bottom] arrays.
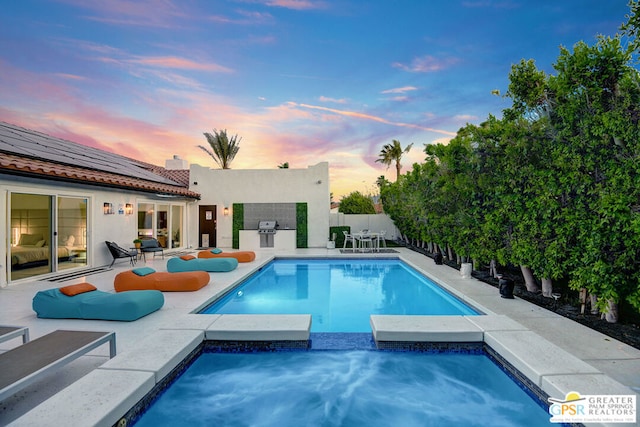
[[10, 313, 637, 427], [8, 253, 639, 427]]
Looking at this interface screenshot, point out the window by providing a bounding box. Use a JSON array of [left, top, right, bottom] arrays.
[[137, 202, 184, 249]]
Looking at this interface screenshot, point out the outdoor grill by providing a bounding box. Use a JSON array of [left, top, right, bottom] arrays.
[[258, 220, 278, 234], [258, 220, 278, 247]]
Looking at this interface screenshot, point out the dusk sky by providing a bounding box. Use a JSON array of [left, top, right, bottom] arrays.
[[0, 1, 632, 199]]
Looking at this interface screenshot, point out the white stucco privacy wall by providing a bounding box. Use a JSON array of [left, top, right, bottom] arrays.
[[188, 162, 330, 248], [330, 213, 400, 241]]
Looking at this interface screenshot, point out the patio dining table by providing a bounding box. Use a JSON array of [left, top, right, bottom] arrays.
[[352, 231, 381, 252]]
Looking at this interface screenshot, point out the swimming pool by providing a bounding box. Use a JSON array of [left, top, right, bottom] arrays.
[[200, 258, 479, 332], [131, 349, 552, 427]]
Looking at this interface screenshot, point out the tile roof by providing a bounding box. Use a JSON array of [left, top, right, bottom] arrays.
[[132, 159, 191, 187], [0, 122, 200, 199]]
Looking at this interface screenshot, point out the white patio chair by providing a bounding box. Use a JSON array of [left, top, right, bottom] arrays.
[[342, 231, 356, 250], [377, 230, 387, 250], [358, 233, 374, 252]]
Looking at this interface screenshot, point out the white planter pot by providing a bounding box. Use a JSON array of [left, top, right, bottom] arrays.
[[460, 263, 472, 279], [326, 241, 336, 249]]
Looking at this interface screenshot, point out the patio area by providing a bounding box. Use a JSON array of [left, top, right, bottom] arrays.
[[1, 247, 639, 426]]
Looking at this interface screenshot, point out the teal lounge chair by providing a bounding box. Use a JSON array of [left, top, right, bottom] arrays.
[[33, 285, 164, 321], [166, 256, 238, 273]]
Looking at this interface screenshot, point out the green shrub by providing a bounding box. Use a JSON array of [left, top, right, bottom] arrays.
[[330, 226, 351, 248]]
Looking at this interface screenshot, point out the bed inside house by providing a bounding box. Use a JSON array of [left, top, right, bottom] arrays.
[[11, 233, 77, 269]]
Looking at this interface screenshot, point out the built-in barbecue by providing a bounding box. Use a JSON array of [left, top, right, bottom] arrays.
[[258, 220, 278, 247]]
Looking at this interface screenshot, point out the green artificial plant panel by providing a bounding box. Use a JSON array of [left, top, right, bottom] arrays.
[[296, 203, 308, 248], [232, 203, 243, 249]]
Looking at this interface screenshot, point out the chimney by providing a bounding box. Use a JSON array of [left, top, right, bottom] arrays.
[[165, 155, 189, 170]]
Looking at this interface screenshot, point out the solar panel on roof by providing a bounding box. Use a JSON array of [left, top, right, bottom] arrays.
[[0, 122, 181, 186]]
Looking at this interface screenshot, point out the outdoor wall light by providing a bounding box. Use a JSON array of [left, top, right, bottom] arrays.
[[125, 203, 133, 215], [223, 207, 229, 216], [103, 202, 113, 215]]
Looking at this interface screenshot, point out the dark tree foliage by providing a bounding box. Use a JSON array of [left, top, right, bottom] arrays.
[[381, 4, 640, 315], [339, 191, 376, 214]]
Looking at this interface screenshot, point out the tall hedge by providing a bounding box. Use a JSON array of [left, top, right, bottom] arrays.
[[380, 17, 640, 316]]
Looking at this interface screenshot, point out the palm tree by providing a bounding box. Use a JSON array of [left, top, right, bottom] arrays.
[[375, 139, 413, 180], [198, 129, 241, 169]]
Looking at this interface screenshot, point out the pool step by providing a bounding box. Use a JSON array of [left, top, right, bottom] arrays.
[[206, 314, 311, 341], [371, 315, 484, 343]]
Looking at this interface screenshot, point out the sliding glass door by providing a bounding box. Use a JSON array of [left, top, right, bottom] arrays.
[[10, 193, 89, 282]]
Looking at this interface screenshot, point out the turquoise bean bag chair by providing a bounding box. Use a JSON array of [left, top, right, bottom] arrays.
[[166, 256, 238, 273], [33, 284, 164, 321]]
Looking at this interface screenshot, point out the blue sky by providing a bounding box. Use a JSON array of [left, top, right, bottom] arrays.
[[0, 1, 632, 198]]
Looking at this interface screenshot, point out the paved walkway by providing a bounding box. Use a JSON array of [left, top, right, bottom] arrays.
[[0, 248, 639, 426]]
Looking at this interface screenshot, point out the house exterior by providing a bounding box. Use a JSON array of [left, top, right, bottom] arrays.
[[188, 162, 330, 251], [0, 122, 330, 287]]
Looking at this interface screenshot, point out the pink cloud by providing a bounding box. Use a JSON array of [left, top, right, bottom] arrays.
[[453, 114, 479, 121], [319, 96, 348, 104], [129, 56, 233, 73], [207, 10, 275, 25], [0, 56, 452, 199], [54, 73, 89, 81], [0, 66, 199, 165], [262, 0, 327, 10], [139, 70, 205, 90], [0, 60, 80, 106], [392, 55, 459, 73], [57, 0, 188, 28], [381, 86, 418, 94], [57, 40, 233, 80], [292, 102, 457, 136]]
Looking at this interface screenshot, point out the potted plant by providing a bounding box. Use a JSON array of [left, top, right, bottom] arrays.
[[133, 238, 142, 249], [327, 232, 336, 249]]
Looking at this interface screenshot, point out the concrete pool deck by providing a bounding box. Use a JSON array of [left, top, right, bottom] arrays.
[[1, 248, 639, 426]]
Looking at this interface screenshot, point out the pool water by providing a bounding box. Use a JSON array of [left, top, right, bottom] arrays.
[[200, 259, 479, 332], [132, 350, 551, 427]]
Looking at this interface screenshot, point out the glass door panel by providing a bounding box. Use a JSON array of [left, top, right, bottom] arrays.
[[171, 205, 183, 248], [157, 204, 169, 248], [58, 197, 88, 270], [10, 193, 53, 280], [138, 203, 154, 238]]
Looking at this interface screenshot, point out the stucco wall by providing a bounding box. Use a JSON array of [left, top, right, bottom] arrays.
[[330, 213, 400, 241], [188, 162, 330, 248]]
